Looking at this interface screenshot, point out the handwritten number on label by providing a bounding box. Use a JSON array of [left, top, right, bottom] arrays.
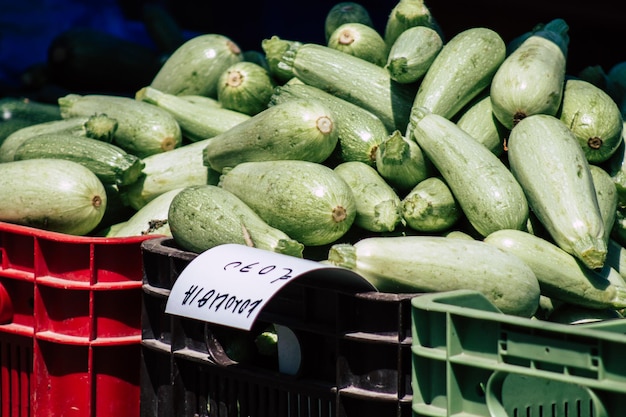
[[180, 285, 263, 318], [223, 261, 294, 283]]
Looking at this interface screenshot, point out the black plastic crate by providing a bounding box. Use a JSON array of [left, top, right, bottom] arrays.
[[140, 237, 416, 417]]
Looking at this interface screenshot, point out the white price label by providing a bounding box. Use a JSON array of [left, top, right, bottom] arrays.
[[165, 243, 374, 330]]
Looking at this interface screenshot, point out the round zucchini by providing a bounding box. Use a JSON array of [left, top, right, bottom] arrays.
[[0, 159, 107, 235], [216, 61, 276, 116], [327, 22, 388, 67], [559, 78, 623, 164], [324, 2, 374, 42], [218, 160, 357, 246]]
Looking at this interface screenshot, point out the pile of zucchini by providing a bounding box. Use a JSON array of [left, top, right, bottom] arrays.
[[2, 0, 626, 321]]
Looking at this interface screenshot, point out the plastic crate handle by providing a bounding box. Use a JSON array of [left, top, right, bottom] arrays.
[[0, 282, 13, 324], [486, 370, 609, 417]]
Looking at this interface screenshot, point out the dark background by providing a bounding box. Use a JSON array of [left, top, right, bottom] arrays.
[[0, 0, 623, 100]]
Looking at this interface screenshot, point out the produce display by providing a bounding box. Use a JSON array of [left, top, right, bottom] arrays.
[[1, 0, 626, 323]]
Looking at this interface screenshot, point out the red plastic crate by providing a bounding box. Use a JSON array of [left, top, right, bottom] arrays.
[[0, 221, 155, 417]]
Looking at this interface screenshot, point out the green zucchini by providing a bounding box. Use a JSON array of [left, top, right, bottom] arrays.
[[455, 94, 507, 157], [216, 61, 276, 116], [327, 23, 388, 67], [261, 36, 301, 83], [218, 160, 357, 246], [0, 115, 118, 163], [606, 133, 626, 207], [507, 114, 606, 269], [324, 2, 374, 42], [383, 0, 443, 48], [401, 176, 461, 233], [547, 303, 622, 324], [277, 42, 416, 133], [135, 86, 250, 142], [333, 161, 403, 232], [58, 93, 182, 158], [119, 139, 219, 210], [203, 99, 338, 173], [268, 82, 387, 166], [410, 106, 529, 237], [374, 130, 433, 191], [168, 184, 304, 257], [385, 25, 443, 84], [490, 18, 569, 129], [327, 235, 540, 317], [150, 33, 243, 98], [410, 27, 506, 120], [558, 78, 623, 164], [0, 159, 106, 235], [13, 134, 145, 186], [589, 164, 618, 244], [110, 187, 184, 237], [0, 97, 62, 123], [483, 229, 626, 310]]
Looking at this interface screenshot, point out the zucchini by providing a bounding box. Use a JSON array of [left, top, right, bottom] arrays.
[[507, 114, 606, 269], [374, 129, 433, 191], [558, 78, 623, 164], [261, 36, 301, 83], [324, 2, 374, 42], [135, 86, 250, 142], [327, 235, 540, 317], [401, 176, 461, 233], [13, 134, 145, 186], [218, 160, 357, 246], [110, 187, 184, 237], [606, 61, 626, 107], [0, 115, 118, 163], [410, 27, 506, 120], [268, 82, 387, 166], [0, 97, 61, 123], [589, 164, 618, 244], [483, 229, 626, 310], [216, 61, 276, 116], [490, 18, 569, 129], [150, 33, 243, 98], [410, 106, 529, 237], [385, 25, 443, 84], [0, 159, 106, 235], [327, 23, 388, 67], [203, 99, 338, 173], [168, 184, 304, 257], [455, 94, 507, 157], [383, 0, 443, 48], [278, 42, 416, 133], [119, 139, 219, 210], [606, 132, 626, 207], [333, 161, 403, 232], [58, 93, 182, 158]]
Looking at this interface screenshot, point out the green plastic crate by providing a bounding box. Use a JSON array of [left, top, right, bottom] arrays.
[[410, 290, 626, 417]]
